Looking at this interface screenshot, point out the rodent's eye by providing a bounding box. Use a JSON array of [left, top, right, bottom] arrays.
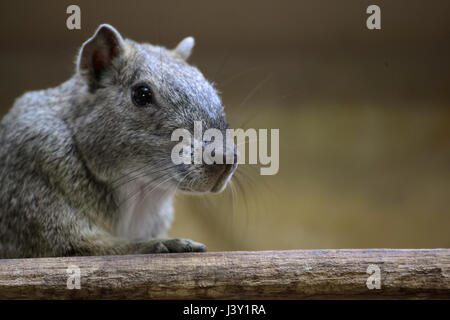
[[131, 84, 153, 107]]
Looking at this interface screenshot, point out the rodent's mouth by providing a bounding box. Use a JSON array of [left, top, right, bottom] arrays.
[[210, 177, 228, 193], [176, 162, 237, 194], [210, 162, 238, 194]]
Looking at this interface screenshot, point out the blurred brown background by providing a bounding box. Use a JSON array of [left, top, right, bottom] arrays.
[[1, 0, 449, 250]]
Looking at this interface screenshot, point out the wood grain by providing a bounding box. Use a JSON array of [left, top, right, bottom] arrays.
[[0, 249, 449, 299]]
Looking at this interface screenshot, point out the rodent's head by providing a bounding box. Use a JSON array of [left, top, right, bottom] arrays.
[[73, 24, 237, 194]]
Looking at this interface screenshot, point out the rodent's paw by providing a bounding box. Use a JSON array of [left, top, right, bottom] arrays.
[[144, 238, 207, 253], [163, 238, 207, 253]]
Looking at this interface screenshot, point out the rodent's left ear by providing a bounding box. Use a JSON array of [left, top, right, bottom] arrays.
[[77, 24, 125, 89], [173, 37, 195, 60]]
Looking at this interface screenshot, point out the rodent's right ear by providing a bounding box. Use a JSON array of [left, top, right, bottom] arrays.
[[77, 24, 125, 90], [173, 37, 195, 61]]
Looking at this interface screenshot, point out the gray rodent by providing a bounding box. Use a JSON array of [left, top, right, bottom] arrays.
[[0, 24, 237, 258]]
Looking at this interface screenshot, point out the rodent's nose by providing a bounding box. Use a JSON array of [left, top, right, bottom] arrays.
[[203, 143, 238, 166], [209, 145, 238, 193]]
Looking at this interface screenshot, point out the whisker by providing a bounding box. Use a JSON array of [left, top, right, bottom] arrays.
[[237, 74, 272, 110], [219, 66, 263, 88], [211, 52, 231, 84], [112, 162, 179, 190], [111, 158, 169, 186], [116, 170, 179, 208]]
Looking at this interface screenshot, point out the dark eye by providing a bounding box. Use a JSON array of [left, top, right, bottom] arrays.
[[132, 84, 153, 107]]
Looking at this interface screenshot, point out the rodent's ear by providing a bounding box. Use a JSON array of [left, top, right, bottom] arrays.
[[77, 24, 125, 89], [173, 37, 195, 60]]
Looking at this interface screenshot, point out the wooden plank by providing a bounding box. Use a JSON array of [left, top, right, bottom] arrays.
[[0, 249, 449, 299]]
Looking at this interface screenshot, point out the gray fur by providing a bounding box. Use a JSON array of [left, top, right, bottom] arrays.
[[0, 24, 236, 258]]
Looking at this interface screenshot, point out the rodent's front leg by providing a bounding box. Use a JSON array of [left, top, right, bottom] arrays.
[[69, 234, 206, 256], [138, 238, 207, 254]]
